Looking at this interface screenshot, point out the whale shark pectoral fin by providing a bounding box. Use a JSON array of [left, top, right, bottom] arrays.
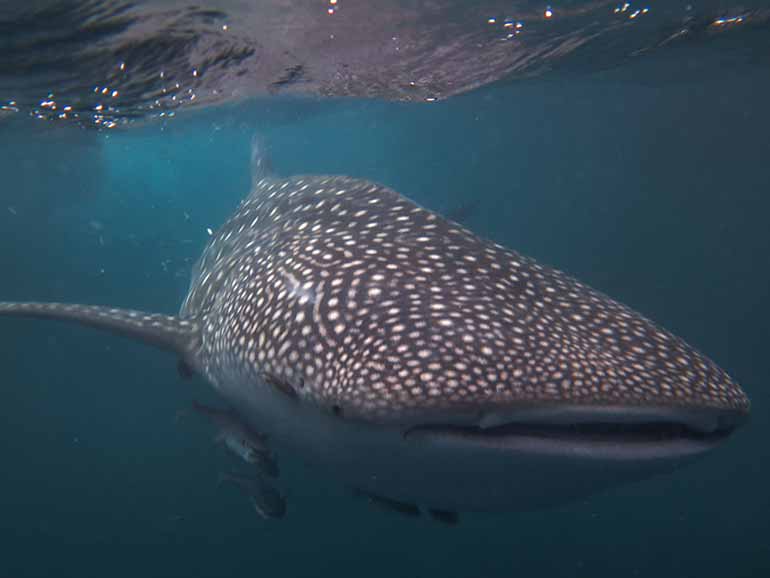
[[0, 301, 200, 358]]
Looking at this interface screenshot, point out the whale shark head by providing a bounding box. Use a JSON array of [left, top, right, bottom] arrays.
[[0, 150, 750, 513], [184, 173, 747, 422]]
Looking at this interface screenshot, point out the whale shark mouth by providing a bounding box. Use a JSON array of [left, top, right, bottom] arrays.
[[407, 420, 735, 445], [403, 405, 746, 459]]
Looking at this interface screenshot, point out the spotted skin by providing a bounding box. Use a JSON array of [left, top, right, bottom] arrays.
[[0, 176, 749, 423], [176, 175, 748, 424]]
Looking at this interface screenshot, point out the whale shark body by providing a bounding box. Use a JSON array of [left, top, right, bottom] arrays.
[[0, 148, 750, 515]]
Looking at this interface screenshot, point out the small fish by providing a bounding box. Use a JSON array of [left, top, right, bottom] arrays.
[[190, 401, 278, 477], [427, 509, 459, 526], [215, 430, 279, 478], [218, 472, 286, 520], [353, 489, 421, 518]]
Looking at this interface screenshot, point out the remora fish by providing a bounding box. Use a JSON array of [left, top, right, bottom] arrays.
[[189, 400, 279, 478], [218, 471, 286, 520], [0, 142, 750, 513]]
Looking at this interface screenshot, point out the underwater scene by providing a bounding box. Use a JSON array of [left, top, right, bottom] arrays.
[[0, 1, 769, 577]]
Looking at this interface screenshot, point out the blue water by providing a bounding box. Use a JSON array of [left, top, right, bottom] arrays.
[[1, 49, 769, 577]]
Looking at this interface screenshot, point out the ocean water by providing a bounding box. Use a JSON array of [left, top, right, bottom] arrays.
[[1, 4, 769, 578]]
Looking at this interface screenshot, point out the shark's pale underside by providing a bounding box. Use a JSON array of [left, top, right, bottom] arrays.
[[0, 146, 750, 514]]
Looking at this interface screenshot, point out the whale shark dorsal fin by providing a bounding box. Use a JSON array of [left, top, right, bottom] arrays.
[[250, 134, 273, 184], [0, 302, 199, 356]]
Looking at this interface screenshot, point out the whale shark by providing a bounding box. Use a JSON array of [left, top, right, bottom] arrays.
[[0, 143, 750, 515]]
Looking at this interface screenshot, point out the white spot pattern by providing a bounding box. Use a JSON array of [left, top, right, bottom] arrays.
[[176, 175, 749, 422]]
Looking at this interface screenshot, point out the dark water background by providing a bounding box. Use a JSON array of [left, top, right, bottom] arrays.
[[1, 29, 769, 578]]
